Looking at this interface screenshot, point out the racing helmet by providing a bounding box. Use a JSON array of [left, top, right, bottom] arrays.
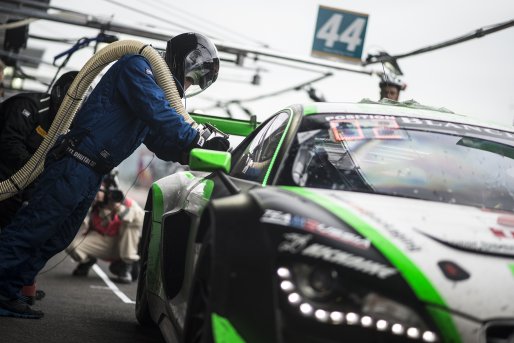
[[165, 32, 220, 98], [50, 70, 79, 113], [379, 74, 406, 91]]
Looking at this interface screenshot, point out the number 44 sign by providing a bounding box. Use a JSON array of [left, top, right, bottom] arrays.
[[312, 6, 369, 63]]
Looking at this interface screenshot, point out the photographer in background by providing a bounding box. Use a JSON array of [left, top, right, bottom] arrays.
[[66, 171, 144, 283]]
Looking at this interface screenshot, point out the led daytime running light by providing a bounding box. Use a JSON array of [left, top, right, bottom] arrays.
[[276, 267, 438, 342]]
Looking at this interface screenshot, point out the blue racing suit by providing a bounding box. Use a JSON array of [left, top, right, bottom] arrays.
[[0, 54, 199, 300]]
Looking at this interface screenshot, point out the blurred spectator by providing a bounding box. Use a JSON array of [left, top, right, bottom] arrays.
[[136, 148, 155, 188]]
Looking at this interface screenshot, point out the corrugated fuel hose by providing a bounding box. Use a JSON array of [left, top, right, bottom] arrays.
[[0, 40, 196, 201]]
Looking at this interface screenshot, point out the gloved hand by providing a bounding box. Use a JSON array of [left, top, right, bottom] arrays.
[[203, 136, 230, 152], [179, 130, 230, 165]]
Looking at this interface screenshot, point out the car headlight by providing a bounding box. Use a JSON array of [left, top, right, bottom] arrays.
[[276, 263, 438, 342], [295, 264, 338, 300]]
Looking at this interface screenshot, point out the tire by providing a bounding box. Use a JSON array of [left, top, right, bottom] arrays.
[[184, 233, 214, 343], [135, 209, 154, 326]]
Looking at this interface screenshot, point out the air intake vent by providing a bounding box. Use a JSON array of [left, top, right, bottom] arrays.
[[483, 321, 514, 343]]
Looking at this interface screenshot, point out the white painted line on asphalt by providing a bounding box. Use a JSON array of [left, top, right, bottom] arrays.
[[92, 264, 135, 304], [90, 285, 110, 290]]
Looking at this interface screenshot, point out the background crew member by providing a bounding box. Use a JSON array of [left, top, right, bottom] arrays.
[[0, 32, 229, 319], [0, 71, 78, 306], [0, 71, 79, 227], [379, 74, 407, 101]]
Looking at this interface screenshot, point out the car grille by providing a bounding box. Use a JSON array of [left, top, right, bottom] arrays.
[[483, 321, 514, 343]]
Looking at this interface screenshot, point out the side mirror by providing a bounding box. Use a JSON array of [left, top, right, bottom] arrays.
[[189, 148, 231, 173]]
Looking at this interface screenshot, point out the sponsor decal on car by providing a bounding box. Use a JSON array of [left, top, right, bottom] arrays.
[[489, 214, 514, 239], [302, 243, 397, 279], [261, 209, 370, 249], [490, 227, 514, 239], [406, 209, 514, 257], [434, 237, 514, 255], [325, 114, 396, 121], [278, 233, 397, 279], [397, 117, 514, 140], [497, 215, 514, 228], [278, 232, 312, 253]]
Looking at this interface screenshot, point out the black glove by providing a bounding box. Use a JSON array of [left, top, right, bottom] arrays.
[[179, 132, 230, 165], [203, 136, 230, 152]]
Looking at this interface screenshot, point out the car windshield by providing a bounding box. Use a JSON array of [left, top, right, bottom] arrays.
[[277, 113, 514, 212]]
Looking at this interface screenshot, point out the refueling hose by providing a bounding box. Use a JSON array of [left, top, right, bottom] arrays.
[[0, 39, 197, 201]]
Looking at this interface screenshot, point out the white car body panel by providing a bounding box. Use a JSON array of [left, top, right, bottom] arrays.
[[304, 189, 514, 322]]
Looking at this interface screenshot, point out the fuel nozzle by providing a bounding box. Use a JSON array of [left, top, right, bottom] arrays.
[[204, 123, 229, 139]]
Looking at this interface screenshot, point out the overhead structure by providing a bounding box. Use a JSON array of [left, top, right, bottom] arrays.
[[0, 0, 374, 76]]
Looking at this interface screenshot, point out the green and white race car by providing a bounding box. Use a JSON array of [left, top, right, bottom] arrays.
[[136, 100, 514, 343]]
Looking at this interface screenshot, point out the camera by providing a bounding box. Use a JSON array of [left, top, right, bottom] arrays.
[[107, 189, 124, 203], [102, 170, 124, 204]]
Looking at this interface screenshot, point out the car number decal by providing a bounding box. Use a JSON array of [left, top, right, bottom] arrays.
[[329, 117, 404, 142], [324, 113, 514, 142]]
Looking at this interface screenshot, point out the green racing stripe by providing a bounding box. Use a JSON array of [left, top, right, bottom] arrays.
[[281, 186, 461, 343], [212, 313, 246, 343], [203, 179, 214, 199], [151, 183, 164, 223], [303, 104, 318, 116], [147, 183, 164, 293]]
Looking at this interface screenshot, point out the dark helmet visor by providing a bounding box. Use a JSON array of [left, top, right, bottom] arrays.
[[184, 45, 219, 97]]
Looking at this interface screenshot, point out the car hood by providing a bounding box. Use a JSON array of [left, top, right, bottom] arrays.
[[284, 187, 514, 320]]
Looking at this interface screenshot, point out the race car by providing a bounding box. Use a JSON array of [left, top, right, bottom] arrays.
[[135, 99, 514, 343]]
